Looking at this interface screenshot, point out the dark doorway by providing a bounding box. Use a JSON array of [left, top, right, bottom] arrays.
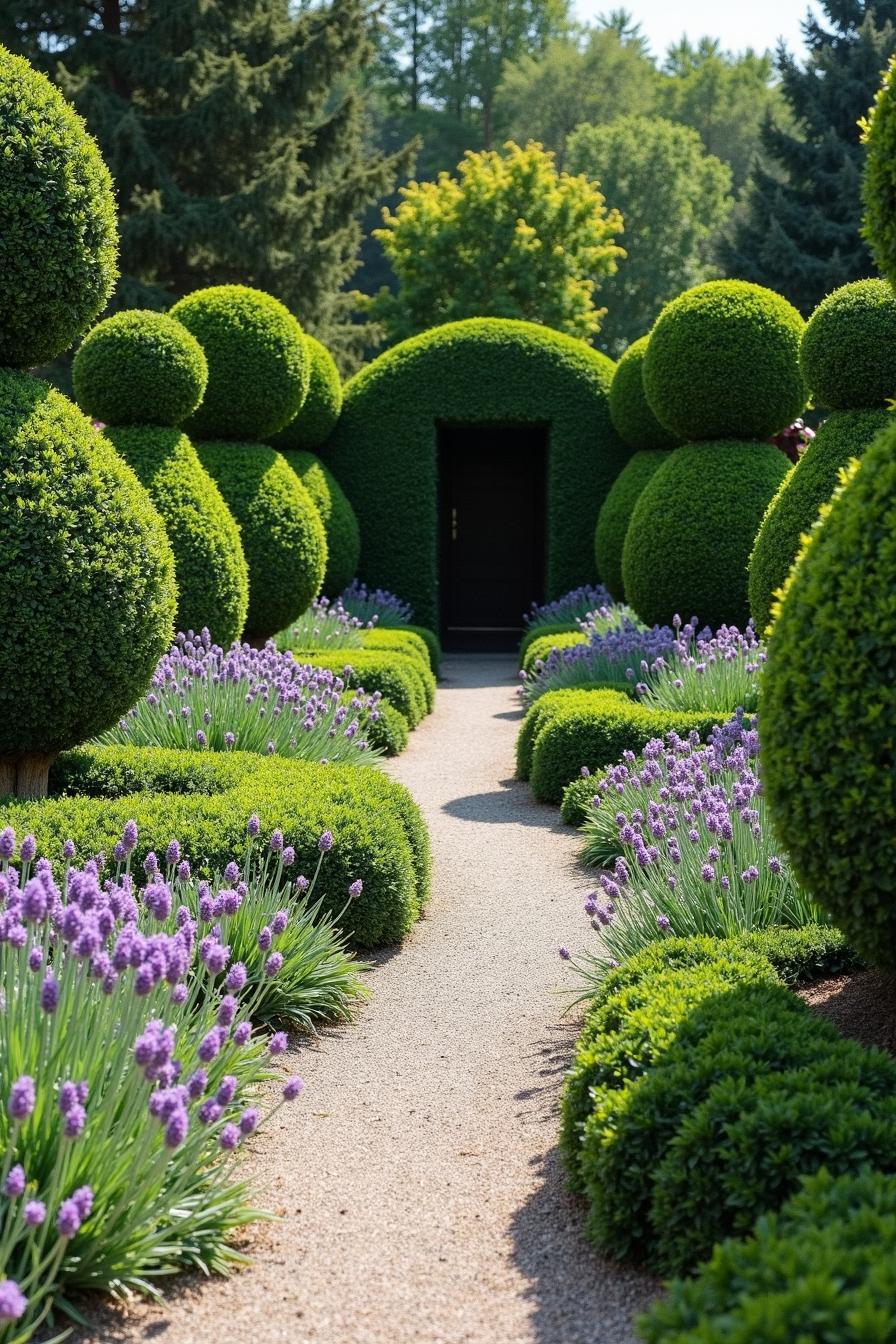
[[438, 422, 548, 651]]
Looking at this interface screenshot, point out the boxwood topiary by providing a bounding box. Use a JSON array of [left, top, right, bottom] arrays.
[[0, 47, 118, 368], [642, 281, 805, 442], [595, 450, 670, 601], [282, 450, 359, 596], [361, 698, 409, 757], [287, 648, 431, 728], [519, 622, 579, 667], [268, 334, 343, 450], [521, 630, 588, 677], [361, 627, 432, 676], [0, 370, 176, 798], [401, 624, 442, 676], [608, 336, 680, 450], [73, 310, 208, 427], [761, 425, 896, 965], [800, 279, 896, 410], [862, 55, 896, 290], [622, 440, 790, 628], [748, 407, 892, 632]]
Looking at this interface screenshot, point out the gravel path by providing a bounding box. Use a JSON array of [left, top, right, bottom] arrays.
[[70, 654, 655, 1344]]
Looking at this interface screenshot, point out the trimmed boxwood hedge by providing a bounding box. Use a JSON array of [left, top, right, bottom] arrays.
[[321, 318, 630, 629], [361, 627, 432, 676], [800, 278, 896, 410], [748, 407, 892, 632], [288, 648, 432, 728], [269, 334, 343, 451], [73, 310, 208, 427], [282, 450, 359, 596], [862, 55, 896, 290], [361, 698, 409, 757], [520, 630, 588, 677], [518, 622, 579, 666], [608, 336, 679, 450], [594, 449, 670, 601], [401, 624, 442, 675]]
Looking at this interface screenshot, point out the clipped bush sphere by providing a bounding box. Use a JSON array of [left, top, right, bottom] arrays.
[[73, 310, 208, 426], [105, 427, 249, 644], [283, 451, 360, 595], [0, 47, 118, 368], [862, 56, 896, 291], [762, 425, 896, 965], [0, 371, 176, 793], [171, 285, 310, 440], [643, 280, 805, 441], [608, 337, 680, 449], [749, 407, 892, 631], [595, 449, 670, 600], [801, 279, 896, 410], [269, 335, 343, 450], [197, 442, 326, 642]]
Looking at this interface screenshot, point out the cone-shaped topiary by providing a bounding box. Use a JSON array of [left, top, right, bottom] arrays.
[[800, 279, 896, 410], [749, 407, 893, 632], [862, 56, 896, 291], [104, 427, 249, 645], [0, 46, 118, 368], [594, 449, 669, 600], [608, 337, 680, 450], [171, 285, 310, 440], [268, 335, 343, 451], [73, 310, 208, 426], [0, 370, 176, 798], [622, 440, 789, 628], [197, 441, 326, 641], [762, 427, 896, 964], [282, 451, 359, 596], [643, 280, 806, 441]]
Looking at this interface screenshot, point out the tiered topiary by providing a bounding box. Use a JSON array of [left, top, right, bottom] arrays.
[[170, 285, 327, 641], [0, 50, 177, 799], [268, 333, 343, 450], [622, 281, 801, 627], [73, 310, 250, 645], [283, 451, 360, 596]]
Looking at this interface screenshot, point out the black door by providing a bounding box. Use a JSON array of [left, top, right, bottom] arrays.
[[438, 422, 547, 651]]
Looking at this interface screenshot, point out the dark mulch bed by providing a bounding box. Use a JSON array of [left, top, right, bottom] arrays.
[[799, 968, 896, 1056]]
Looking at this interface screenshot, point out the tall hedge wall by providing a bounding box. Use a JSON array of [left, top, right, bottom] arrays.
[[320, 318, 628, 630]]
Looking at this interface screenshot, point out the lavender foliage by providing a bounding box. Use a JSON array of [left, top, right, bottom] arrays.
[[277, 596, 365, 651], [338, 580, 413, 628], [521, 613, 677, 704], [634, 617, 766, 713], [523, 585, 613, 632]]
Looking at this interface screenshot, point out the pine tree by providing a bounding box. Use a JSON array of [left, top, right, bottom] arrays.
[[721, 3, 896, 314]]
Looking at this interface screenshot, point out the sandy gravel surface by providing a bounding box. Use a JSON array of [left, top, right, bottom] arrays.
[[66, 654, 655, 1344]]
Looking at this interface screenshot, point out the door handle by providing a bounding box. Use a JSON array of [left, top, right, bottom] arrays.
[[451, 507, 458, 541]]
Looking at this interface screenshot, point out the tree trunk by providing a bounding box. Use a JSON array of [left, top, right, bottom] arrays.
[[0, 757, 15, 798], [13, 753, 57, 800]]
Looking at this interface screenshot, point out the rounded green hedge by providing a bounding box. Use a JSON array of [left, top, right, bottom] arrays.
[[761, 426, 896, 965], [287, 648, 431, 728], [171, 285, 310, 441], [0, 371, 176, 788], [748, 407, 892, 632], [73, 310, 208, 427], [643, 281, 806, 441], [269, 334, 343, 450], [521, 630, 588, 677], [321, 318, 629, 629], [862, 56, 896, 291], [595, 449, 670, 601], [800, 279, 896, 410], [361, 627, 432, 676], [0, 48, 118, 368], [608, 337, 680, 450], [197, 442, 326, 643], [283, 451, 360, 596], [105, 426, 249, 644], [362, 698, 409, 757], [622, 440, 790, 628]]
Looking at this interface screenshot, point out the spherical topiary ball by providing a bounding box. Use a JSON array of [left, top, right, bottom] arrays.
[[73, 310, 208, 427], [622, 440, 789, 628], [595, 449, 669, 600], [608, 337, 680, 450], [749, 407, 892, 632], [268, 335, 343, 451], [0, 47, 118, 368], [761, 426, 896, 964], [643, 280, 806, 441], [197, 442, 327, 641], [800, 280, 896, 410], [171, 286, 310, 441], [0, 370, 176, 796], [283, 451, 359, 596], [105, 426, 249, 644]]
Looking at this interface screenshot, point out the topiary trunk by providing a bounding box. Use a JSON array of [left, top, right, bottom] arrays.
[[0, 752, 57, 799]]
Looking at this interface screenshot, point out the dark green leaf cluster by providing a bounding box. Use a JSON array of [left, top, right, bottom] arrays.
[[520, 630, 587, 677], [800, 279, 896, 410], [609, 337, 681, 451], [73, 311, 208, 427], [283, 451, 360, 596], [361, 627, 434, 678], [269, 335, 344, 451], [863, 55, 896, 294], [288, 647, 434, 728], [595, 450, 669, 601]]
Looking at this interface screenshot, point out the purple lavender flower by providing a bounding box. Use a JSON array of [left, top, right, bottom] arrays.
[[283, 1077, 304, 1101], [318, 831, 333, 853], [198, 1099, 223, 1125], [0, 1280, 27, 1321], [234, 1021, 252, 1047], [19, 836, 35, 863], [72, 1185, 94, 1219], [219, 1123, 240, 1150], [187, 1069, 208, 1100], [281, 846, 295, 868], [348, 880, 363, 899], [226, 962, 247, 992], [239, 1107, 260, 1135], [269, 1031, 288, 1056], [4, 1165, 25, 1199], [269, 829, 284, 854], [23, 1200, 46, 1227], [0, 828, 14, 860], [165, 840, 181, 868], [165, 1107, 189, 1148], [264, 952, 284, 978], [272, 909, 289, 935], [28, 946, 43, 972], [247, 815, 260, 838], [56, 1197, 85, 1238], [122, 819, 138, 853], [295, 875, 309, 893], [62, 839, 76, 859], [8, 1076, 35, 1121], [558, 946, 571, 961]]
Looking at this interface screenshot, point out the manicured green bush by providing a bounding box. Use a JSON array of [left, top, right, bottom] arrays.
[[642, 280, 805, 441], [622, 439, 789, 628], [516, 686, 625, 781], [519, 622, 579, 667], [521, 630, 588, 677], [269, 334, 343, 450], [595, 450, 670, 601], [288, 648, 431, 727], [0, 47, 118, 368], [748, 407, 892, 632], [762, 426, 896, 964], [73, 310, 208, 426], [862, 55, 896, 290], [608, 336, 680, 449], [171, 285, 310, 440], [800, 278, 896, 409], [734, 924, 858, 985], [361, 698, 409, 756], [560, 773, 596, 825], [321, 318, 629, 627], [104, 427, 249, 645], [197, 441, 326, 642], [0, 370, 176, 798], [283, 450, 359, 596], [402, 624, 442, 675], [361, 627, 432, 676]]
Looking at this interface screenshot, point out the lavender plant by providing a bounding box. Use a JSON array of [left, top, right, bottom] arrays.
[[276, 596, 365, 652], [633, 617, 766, 713], [523, 585, 612, 633], [520, 616, 677, 704], [338, 580, 413, 628]]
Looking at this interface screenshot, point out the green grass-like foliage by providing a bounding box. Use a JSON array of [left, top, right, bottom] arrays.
[[172, 285, 310, 440], [283, 450, 360, 595], [73, 309, 208, 426], [595, 450, 670, 600], [106, 427, 249, 645], [748, 407, 892, 632], [643, 280, 805, 441], [321, 318, 629, 628], [623, 440, 789, 628], [862, 55, 896, 292], [269, 334, 343, 450], [286, 648, 433, 727], [608, 336, 680, 449], [0, 371, 176, 759], [800, 278, 896, 410], [197, 442, 327, 642], [762, 425, 896, 965], [520, 630, 588, 677], [0, 46, 118, 368]]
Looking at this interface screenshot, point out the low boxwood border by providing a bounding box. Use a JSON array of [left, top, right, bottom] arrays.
[[520, 631, 589, 677], [288, 648, 433, 727]]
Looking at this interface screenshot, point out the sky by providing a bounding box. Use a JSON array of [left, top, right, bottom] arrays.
[[574, 0, 824, 60]]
